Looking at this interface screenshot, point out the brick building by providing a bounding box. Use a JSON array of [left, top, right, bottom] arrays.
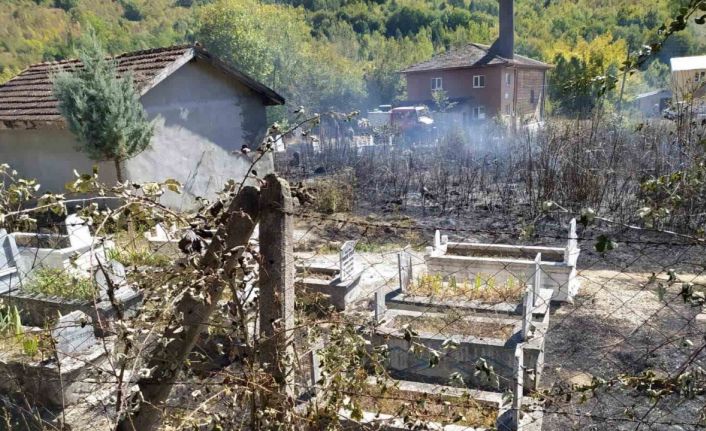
[[401, 0, 551, 125]]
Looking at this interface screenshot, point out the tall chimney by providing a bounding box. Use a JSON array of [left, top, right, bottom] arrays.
[[494, 0, 514, 59]]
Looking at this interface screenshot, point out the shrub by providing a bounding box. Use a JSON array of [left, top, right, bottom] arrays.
[[310, 171, 355, 214]]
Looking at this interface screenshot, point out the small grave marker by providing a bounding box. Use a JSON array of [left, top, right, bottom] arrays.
[[565, 218, 579, 264], [51, 310, 97, 362], [533, 253, 542, 308], [522, 286, 532, 341], [398, 249, 413, 292], [65, 214, 93, 249], [339, 240, 357, 281], [0, 229, 20, 270], [374, 289, 386, 324], [94, 260, 128, 299]]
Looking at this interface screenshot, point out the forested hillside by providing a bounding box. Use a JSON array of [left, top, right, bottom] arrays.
[[1, 0, 705, 119]]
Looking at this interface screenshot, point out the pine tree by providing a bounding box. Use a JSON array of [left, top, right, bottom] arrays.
[[52, 30, 153, 183]]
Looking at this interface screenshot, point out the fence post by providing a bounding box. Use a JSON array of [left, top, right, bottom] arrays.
[[116, 186, 261, 431], [259, 174, 296, 396]]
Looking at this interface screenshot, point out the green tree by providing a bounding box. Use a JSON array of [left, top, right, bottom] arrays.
[[52, 30, 153, 182]]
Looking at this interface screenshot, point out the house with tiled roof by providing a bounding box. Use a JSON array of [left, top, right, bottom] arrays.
[[0, 44, 284, 209], [401, 0, 550, 125]]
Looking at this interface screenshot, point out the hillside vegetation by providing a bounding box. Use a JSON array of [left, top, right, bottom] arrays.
[[1, 0, 704, 118]]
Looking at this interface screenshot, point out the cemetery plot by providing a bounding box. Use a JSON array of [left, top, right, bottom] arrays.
[[12, 214, 111, 279], [337, 378, 503, 430], [388, 250, 554, 317], [295, 240, 363, 310], [0, 310, 111, 408], [425, 219, 580, 302], [370, 307, 546, 392], [8, 259, 142, 335]]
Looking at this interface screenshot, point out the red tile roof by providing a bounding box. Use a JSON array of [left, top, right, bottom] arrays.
[[401, 43, 551, 74], [0, 45, 284, 129]]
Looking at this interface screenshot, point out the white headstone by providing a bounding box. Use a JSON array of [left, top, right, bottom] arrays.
[[65, 214, 93, 249], [398, 250, 413, 292], [565, 218, 578, 264], [374, 289, 386, 323], [533, 253, 542, 308], [513, 345, 524, 429], [339, 240, 356, 281], [434, 230, 441, 251], [51, 311, 96, 362], [522, 286, 532, 341], [0, 229, 20, 269]]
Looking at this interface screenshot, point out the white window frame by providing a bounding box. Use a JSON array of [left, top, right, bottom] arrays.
[[472, 106, 486, 119], [431, 77, 443, 91], [473, 75, 485, 88]]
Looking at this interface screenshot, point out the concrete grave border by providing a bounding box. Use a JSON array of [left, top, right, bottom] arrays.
[[335, 377, 543, 431], [369, 305, 548, 392], [424, 219, 580, 302], [0, 313, 112, 408]]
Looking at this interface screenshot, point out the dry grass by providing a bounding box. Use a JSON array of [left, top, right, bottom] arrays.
[[394, 314, 516, 339], [353, 385, 498, 428], [408, 273, 525, 303]]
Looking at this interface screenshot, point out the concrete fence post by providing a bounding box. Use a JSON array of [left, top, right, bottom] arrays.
[[259, 174, 295, 396]]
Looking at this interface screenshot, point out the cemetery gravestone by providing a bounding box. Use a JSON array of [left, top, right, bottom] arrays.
[[398, 249, 413, 292], [65, 214, 93, 249], [94, 260, 128, 299], [522, 286, 533, 341], [339, 240, 357, 281], [375, 289, 386, 324], [51, 310, 97, 362], [533, 253, 542, 308]]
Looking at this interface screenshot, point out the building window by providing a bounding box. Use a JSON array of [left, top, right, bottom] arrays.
[[472, 106, 486, 119], [530, 89, 536, 104], [431, 77, 443, 91], [473, 75, 485, 88], [506, 72, 511, 85]]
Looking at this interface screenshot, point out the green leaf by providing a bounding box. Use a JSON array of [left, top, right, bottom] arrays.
[[595, 235, 616, 253]]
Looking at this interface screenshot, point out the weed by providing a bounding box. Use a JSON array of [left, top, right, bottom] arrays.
[[24, 268, 95, 301], [107, 246, 171, 267]]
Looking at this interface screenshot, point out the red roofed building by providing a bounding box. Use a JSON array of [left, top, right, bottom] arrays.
[[401, 0, 551, 125]]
